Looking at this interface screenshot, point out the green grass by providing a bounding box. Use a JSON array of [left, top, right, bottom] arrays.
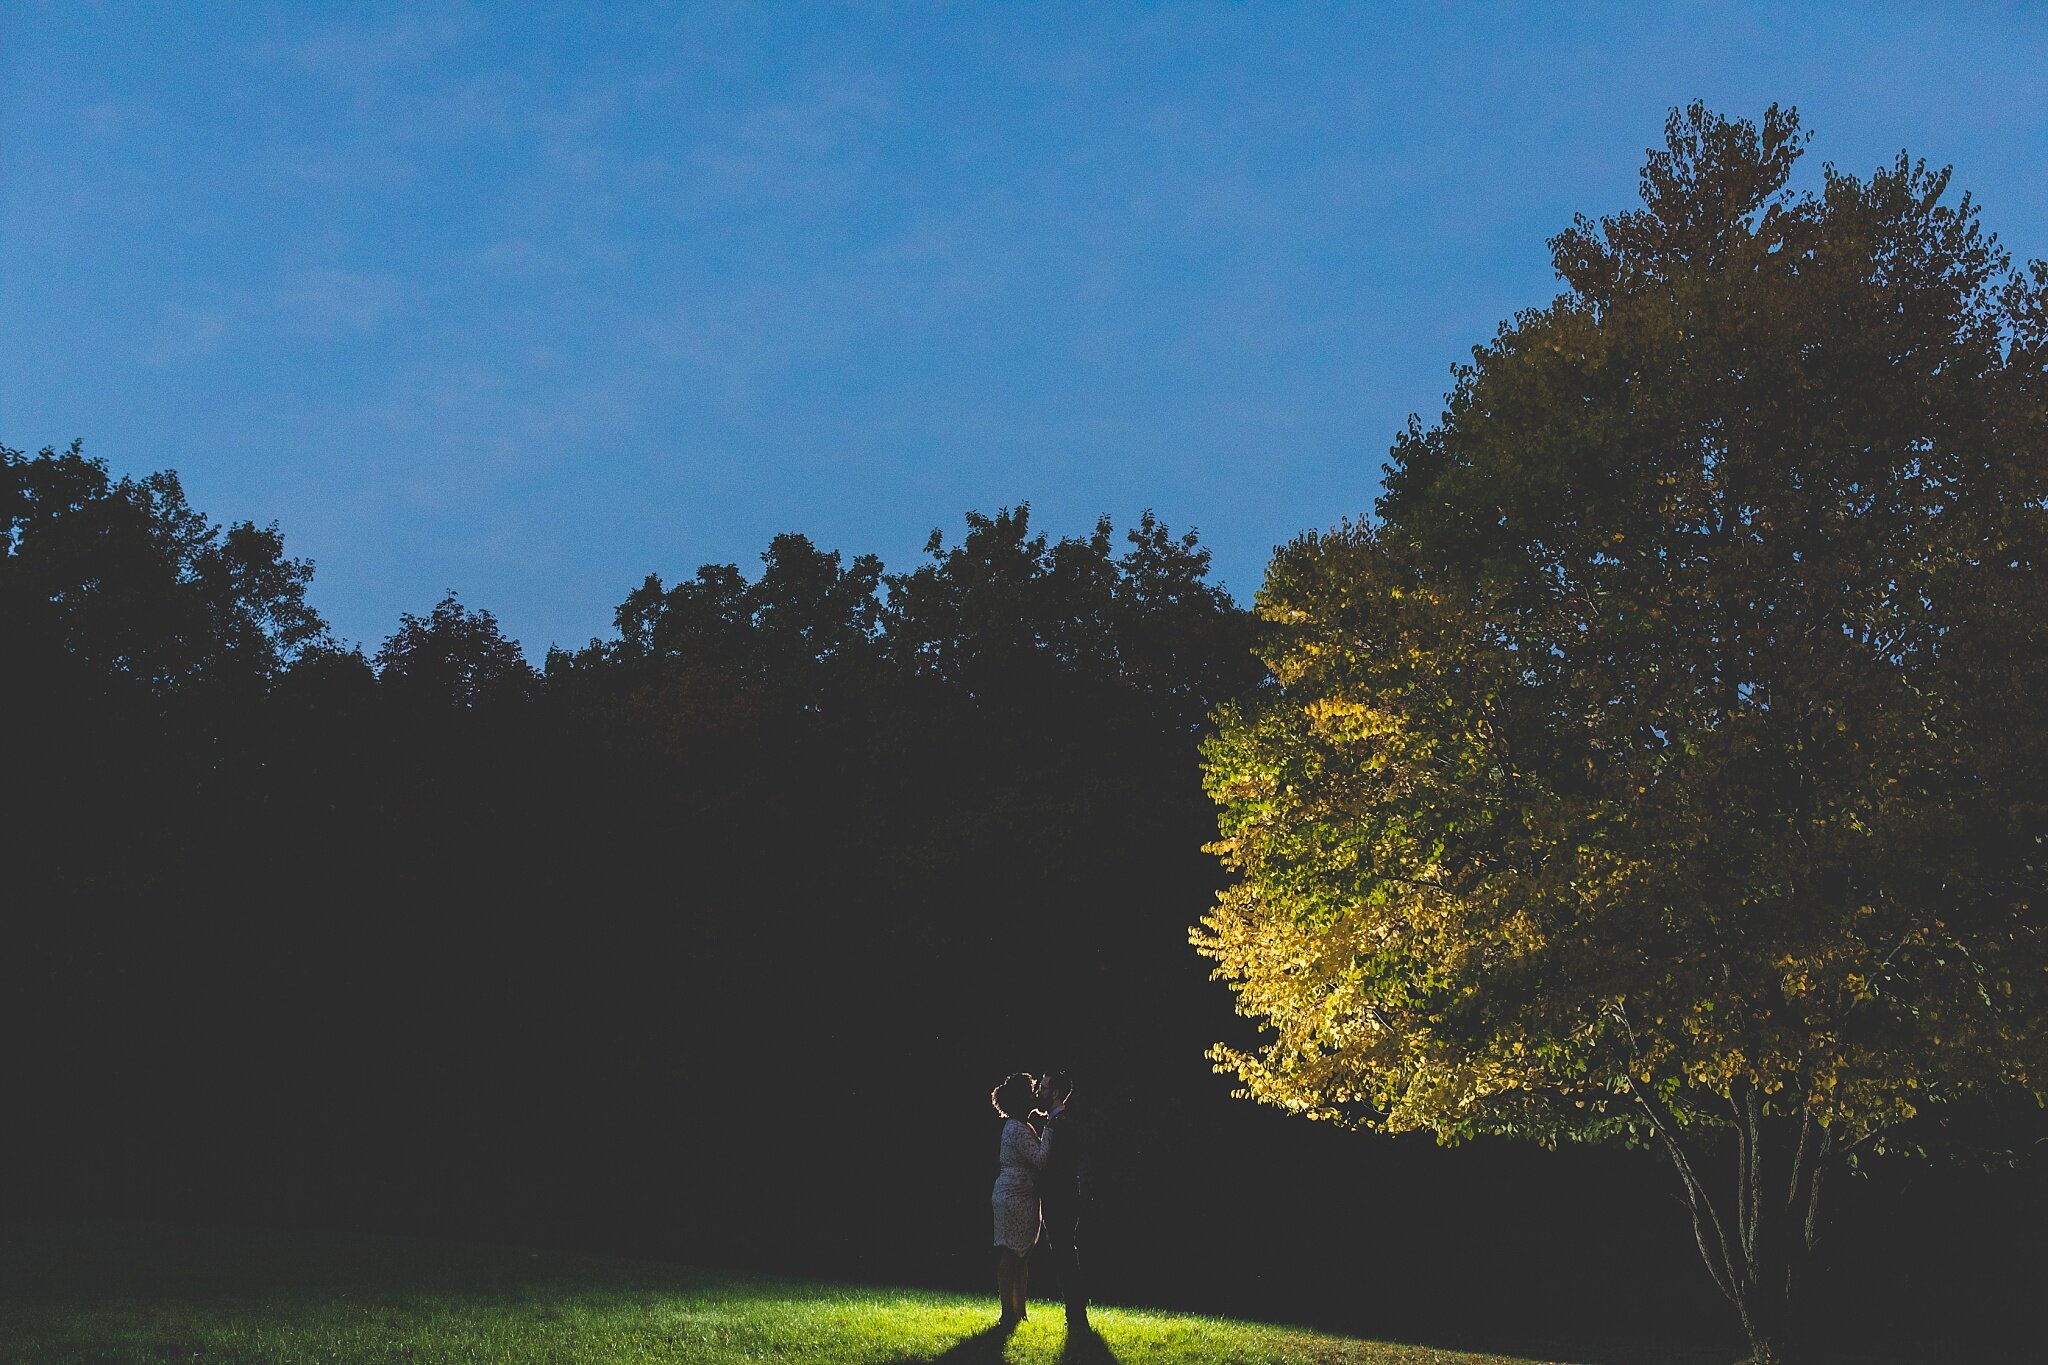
[[2, 1223, 1584, 1365]]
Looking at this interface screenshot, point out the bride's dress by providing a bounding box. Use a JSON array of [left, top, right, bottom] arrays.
[[991, 1116, 1046, 1253]]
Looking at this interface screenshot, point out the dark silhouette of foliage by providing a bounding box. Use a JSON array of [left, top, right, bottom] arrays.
[[879, 503, 1258, 730], [3, 440, 325, 700], [546, 534, 887, 748], [376, 591, 539, 711]]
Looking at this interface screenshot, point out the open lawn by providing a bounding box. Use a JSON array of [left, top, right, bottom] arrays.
[[0, 1223, 1641, 1365]]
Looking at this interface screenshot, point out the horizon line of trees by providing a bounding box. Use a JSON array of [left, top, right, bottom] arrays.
[[5, 437, 1258, 732]]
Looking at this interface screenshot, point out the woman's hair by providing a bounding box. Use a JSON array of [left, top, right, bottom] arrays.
[[990, 1072, 1038, 1121]]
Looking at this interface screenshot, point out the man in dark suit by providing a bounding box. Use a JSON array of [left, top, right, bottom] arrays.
[[1033, 1071, 1089, 1330]]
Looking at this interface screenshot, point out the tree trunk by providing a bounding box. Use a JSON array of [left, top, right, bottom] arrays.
[[1633, 1081, 1831, 1364]]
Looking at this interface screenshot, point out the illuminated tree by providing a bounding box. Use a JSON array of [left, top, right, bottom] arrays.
[[1192, 104, 2048, 1364]]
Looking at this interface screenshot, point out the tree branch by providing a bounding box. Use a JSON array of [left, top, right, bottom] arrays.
[[1624, 1074, 1742, 1304]]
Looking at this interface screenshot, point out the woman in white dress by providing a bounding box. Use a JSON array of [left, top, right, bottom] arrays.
[[989, 1072, 1047, 1325]]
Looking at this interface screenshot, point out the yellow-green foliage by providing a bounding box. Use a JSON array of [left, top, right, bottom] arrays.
[[1192, 105, 2048, 1165], [1191, 105, 2048, 1360]]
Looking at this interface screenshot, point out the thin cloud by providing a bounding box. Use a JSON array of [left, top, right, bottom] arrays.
[[687, 67, 899, 206], [278, 7, 481, 82], [142, 304, 230, 365], [275, 268, 410, 337]]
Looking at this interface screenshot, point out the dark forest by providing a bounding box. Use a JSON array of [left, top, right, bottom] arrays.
[[5, 437, 2040, 1361]]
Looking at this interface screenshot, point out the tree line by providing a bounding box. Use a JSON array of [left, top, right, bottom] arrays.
[[5, 443, 1319, 1319]]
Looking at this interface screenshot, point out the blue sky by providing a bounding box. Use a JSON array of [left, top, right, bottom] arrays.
[[5, 3, 2046, 658]]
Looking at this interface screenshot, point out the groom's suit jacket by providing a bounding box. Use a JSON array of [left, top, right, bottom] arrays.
[[1039, 1103, 1089, 1231]]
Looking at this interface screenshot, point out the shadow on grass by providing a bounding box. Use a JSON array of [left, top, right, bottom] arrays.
[[881, 1320, 1119, 1365], [874, 1321, 1010, 1365], [1057, 1323, 1116, 1365]]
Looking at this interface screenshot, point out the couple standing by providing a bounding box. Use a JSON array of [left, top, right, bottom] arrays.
[[989, 1070, 1088, 1330]]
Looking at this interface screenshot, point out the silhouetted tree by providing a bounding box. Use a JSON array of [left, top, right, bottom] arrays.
[[2, 440, 325, 700], [880, 503, 1258, 726], [547, 534, 887, 751], [375, 592, 538, 711], [1111, 509, 1262, 731]]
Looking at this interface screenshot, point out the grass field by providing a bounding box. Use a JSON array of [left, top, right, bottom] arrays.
[[1, 1222, 1612, 1365]]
